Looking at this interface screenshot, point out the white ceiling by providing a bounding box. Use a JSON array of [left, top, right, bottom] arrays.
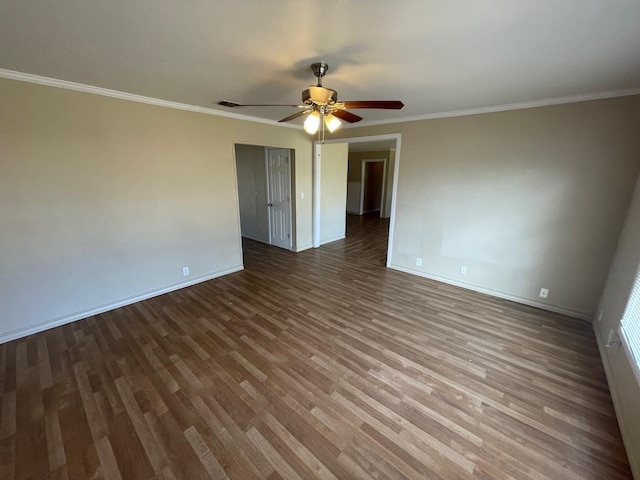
[[2, 1, 640, 127]]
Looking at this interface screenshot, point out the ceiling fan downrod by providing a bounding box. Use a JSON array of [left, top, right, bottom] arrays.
[[311, 62, 329, 87]]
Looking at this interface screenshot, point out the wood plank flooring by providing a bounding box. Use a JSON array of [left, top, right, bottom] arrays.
[[0, 214, 632, 479]]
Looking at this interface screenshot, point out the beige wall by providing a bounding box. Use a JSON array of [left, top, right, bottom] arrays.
[[319, 143, 349, 244], [0, 78, 313, 341], [335, 96, 640, 317], [595, 177, 640, 477]]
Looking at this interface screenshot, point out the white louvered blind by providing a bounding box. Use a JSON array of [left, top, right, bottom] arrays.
[[620, 263, 640, 384]]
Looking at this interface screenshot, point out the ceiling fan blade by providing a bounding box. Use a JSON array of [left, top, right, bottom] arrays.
[[332, 109, 363, 123], [342, 100, 405, 110], [278, 110, 309, 123], [218, 100, 304, 108]]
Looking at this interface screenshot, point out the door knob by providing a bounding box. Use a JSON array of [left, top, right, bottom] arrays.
[[268, 203, 273, 207]]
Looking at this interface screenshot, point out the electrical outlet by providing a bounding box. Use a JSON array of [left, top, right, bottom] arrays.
[[300, 192, 304, 199], [415, 258, 422, 267], [182, 266, 190, 277], [460, 265, 467, 275], [539, 288, 549, 299]]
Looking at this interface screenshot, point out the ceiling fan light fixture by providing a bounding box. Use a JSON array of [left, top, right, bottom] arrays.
[[218, 63, 403, 130], [303, 111, 321, 134], [324, 114, 342, 133], [308, 86, 336, 105]]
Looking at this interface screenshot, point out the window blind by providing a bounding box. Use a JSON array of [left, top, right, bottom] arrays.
[[620, 263, 640, 384]]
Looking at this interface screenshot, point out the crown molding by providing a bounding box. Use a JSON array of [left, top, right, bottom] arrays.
[[3, 69, 639, 130], [344, 87, 640, 128], [0, 68, 302, 129]]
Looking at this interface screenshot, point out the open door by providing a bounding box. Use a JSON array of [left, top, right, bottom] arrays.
[[266, 148, 292, 250]]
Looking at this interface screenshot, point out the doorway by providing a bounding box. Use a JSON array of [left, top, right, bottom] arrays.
[[360, 159, 386, 216], [234, 144, 293, 251], [315, 134, 401, 267]]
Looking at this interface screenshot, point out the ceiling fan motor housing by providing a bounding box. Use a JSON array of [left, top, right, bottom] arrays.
[[302, 87, 338, 106]]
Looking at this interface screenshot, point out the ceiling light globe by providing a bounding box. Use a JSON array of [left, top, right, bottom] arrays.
[[324, 114, 342, 133], [304, 111, 321, 134]]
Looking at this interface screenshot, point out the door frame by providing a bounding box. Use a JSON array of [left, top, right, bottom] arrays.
[[360, 158, 387, 217], [315, 134, 401, 267], [232, 142, 296, 258]]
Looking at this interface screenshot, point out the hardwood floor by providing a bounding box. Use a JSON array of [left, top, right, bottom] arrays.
[[0, 214, 632, 479]]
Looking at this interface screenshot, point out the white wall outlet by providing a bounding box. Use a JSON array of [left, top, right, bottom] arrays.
[[597, 308, 605, 323], [182, 266, 190, 277], [460, 265, 467, 275], [415, 258, 422, 267], [300, 192, 304, 199], [539, 288, 549, 299]]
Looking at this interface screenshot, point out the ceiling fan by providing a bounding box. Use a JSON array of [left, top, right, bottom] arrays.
[[218, 63, 404, 135]]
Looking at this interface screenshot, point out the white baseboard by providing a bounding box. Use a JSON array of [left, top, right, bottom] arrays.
[[241, 233, 269, 243], [0, 265, 244, 344], [295, 243, 313, 252], [320, 235, 346, 246], [389, 264, 591, 320], [594, 326, 640, 479]]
